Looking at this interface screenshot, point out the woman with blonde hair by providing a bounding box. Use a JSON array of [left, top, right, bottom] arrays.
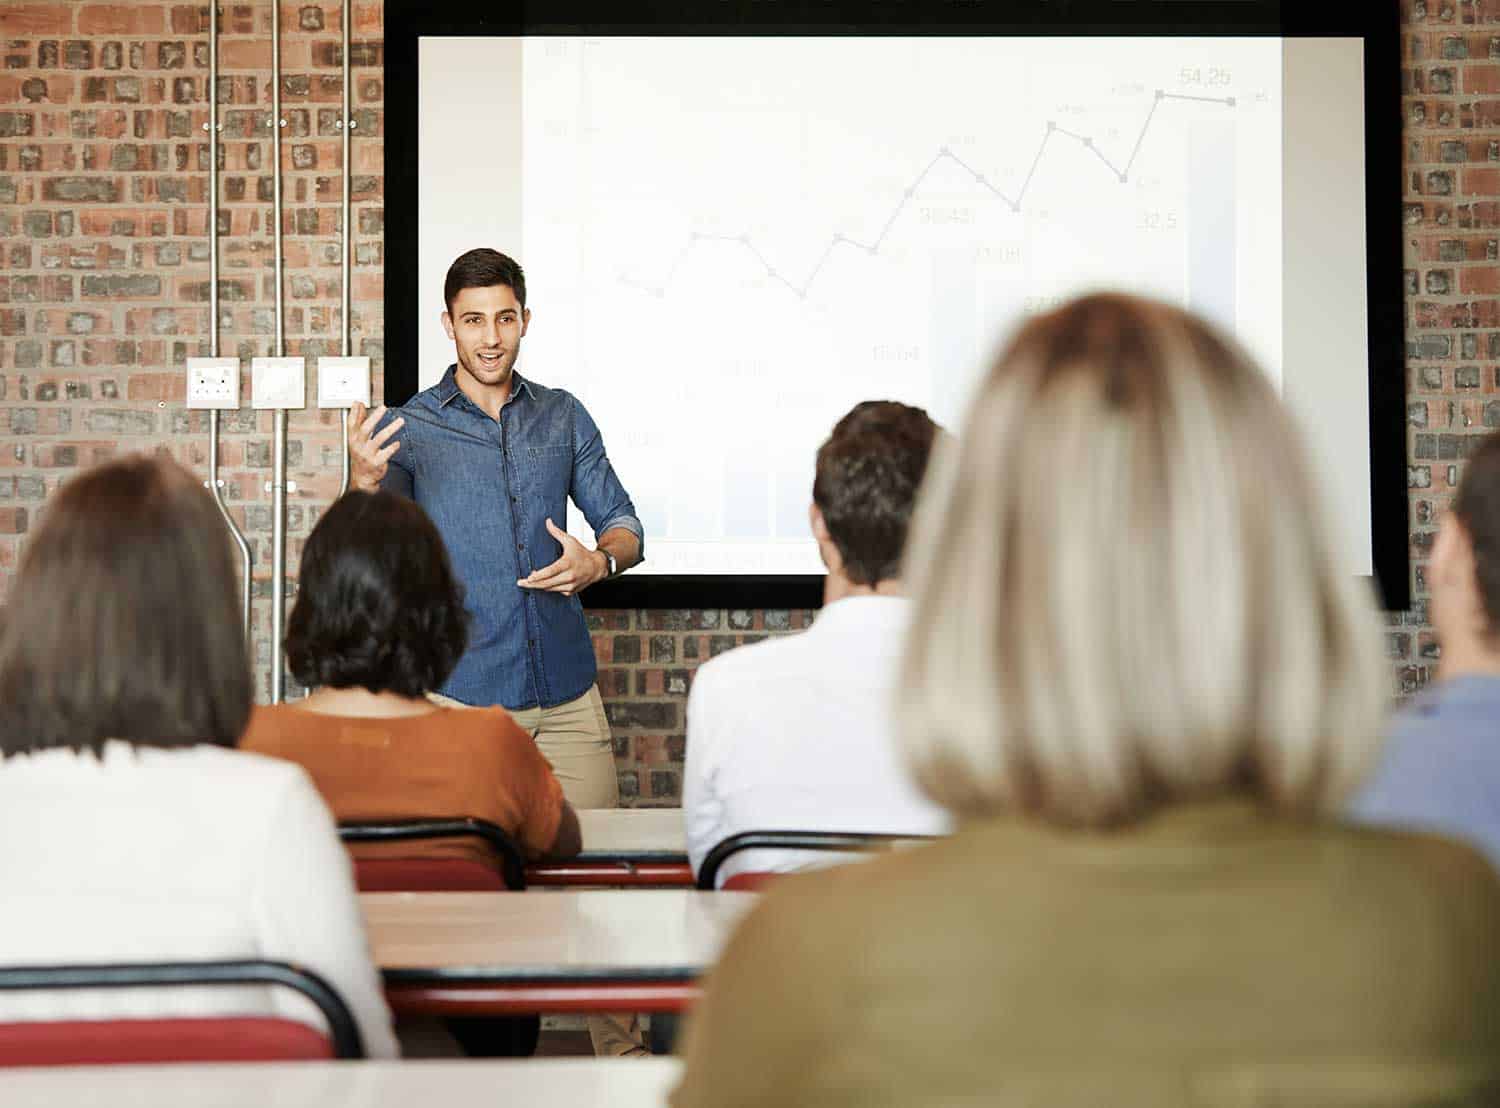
[[672, 295, 1500, 1107]]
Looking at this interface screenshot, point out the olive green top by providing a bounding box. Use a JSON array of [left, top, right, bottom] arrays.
[[672, 801, 1500, 1108]]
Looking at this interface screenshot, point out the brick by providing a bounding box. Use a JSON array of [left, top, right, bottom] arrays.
[[81, 274, 161, 299], [41, 176, 119, 202], [77, 4, 166, 35], [0, 5, 73, 35]]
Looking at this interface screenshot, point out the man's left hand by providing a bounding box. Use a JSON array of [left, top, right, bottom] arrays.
[[517, 518, 608, 596]]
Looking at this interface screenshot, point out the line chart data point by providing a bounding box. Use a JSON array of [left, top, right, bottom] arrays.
[[867, 245, 877, 255], [1226, 96, 1237, 107], [974, 173, 986, 185], [1118, 173, 1128, 183], [1155, 89, 1164, 99], [1082, 137, 1093, 148], [738, 233, 750, 244], [1046, 120, 1056, 131]]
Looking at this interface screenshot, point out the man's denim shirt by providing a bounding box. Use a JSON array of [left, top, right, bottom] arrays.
[[377, 366, 643, 711]]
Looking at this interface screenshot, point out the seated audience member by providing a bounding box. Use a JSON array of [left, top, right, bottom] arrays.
[[671, 295, 1500, 1108], [0, 455, 397, 1058], [241, 489, 581, 870], [1352, 430, 1500, 869], [239, 489, 585, 1059], [683, 401, 949, 887]]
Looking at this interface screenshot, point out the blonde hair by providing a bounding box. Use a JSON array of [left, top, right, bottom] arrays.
[[898, 293, 1387, 827]]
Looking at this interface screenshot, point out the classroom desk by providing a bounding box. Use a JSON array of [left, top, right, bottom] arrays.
[[364, 890, 755, 1016], [529, 808, 692, 887], [0, 1058, 683, 1108]]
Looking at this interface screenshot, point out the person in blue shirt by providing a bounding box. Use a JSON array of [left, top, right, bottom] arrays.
[[1352, 429, 1500, 873], [347, 248, 644, 814]]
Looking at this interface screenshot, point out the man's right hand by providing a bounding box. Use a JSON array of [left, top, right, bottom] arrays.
[[349, 401, 404, 492]]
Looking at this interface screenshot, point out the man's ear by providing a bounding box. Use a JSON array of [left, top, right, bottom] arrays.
[[520, 307, 531, 337], [441, 311, 455, 341], [809, 502, 829, 542], [1434, 513, 1476, 590]]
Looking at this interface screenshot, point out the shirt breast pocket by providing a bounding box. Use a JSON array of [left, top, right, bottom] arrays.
[[521, 443, 572, 500], [524, 443, 571, 465]]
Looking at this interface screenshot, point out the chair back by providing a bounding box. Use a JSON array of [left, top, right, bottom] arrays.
[[721, 871, 779, 892], [338, 817, 527, 891], [696, 830, 941, 890], [0, 960, 363, 1066]]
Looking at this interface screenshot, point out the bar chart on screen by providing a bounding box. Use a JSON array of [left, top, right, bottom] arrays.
[[513, 37, 1283, 572]]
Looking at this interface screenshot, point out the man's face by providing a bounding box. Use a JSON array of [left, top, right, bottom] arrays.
[[442, 284, 530, 392]]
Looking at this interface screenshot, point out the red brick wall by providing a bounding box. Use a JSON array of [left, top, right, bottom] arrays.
[[0, 2, 1488, 802], [1398, 0, 1500, 690]]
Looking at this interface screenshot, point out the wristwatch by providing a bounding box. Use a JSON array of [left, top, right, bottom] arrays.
[[600, 548, 618, 580]]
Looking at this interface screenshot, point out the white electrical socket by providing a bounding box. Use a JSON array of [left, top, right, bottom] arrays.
[[250, 356, 307, 409], [185, 357, 241, 410], [316, 355, 371, 409]]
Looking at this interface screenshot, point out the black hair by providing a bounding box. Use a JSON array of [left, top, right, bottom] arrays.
[[286, 492, 469, 697], [1456, 431, 1500, 634], [444, 248, 526, 313], [812, 401, 940, 586]]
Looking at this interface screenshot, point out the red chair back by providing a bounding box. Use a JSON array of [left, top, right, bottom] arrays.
[[338, 819, 526, 891], [722, 871, 779, 892], [0, 1017, 332, 1067], [352, 856, 511, 892]]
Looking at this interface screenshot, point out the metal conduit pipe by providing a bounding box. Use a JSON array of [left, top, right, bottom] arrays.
[[270, 0, 288, 703], [337, 0, 352, 499], [204, 1, 254, 643]]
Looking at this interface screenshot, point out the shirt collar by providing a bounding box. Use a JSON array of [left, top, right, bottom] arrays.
[[1412, 673, 1500, 718], [434, 364, 536, 409]]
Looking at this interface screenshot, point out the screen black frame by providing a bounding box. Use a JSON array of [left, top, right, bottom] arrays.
[[384, 0, 1407, 611]]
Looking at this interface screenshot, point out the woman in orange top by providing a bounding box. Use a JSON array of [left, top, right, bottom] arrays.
[[242, 489, 580, 866], [241, 491, 582, 1057]]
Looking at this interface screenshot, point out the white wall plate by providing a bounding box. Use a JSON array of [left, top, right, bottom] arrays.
[[250, 356, 307, 409], [185, 356, 241, 410], [316, 355, 371, 408]]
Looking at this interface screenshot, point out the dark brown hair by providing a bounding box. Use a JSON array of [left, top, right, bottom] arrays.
[[1454, 431, 1500, 632], [444, 247, 526, 313], [0, 454, 251, 757], [812, 400, 939, 586], [286, 491, 469, 697]]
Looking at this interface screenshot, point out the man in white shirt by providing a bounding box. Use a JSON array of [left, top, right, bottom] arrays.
[[683, 401, 950, 887]]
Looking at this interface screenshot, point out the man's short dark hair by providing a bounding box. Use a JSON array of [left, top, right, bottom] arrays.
[[444, 248, 526, 313], [812, 400, 939, 586], [1455, 431, 1500, 632], [287, 492, 470, 698], [0, 454, 252, 758]]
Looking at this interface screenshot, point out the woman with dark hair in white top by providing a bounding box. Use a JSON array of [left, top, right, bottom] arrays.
[[0, 454, 397, 1058]]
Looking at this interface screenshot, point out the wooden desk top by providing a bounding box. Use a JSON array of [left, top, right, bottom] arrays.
[[0, 1058, 683, 1107], [576, 808, 686, 860], [363, 890, 756, 983]]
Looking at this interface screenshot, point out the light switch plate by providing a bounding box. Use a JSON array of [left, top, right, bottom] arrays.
[[185, 357, 240, 410], [316, 355, 371, 408], [250, 356, 306, 409]]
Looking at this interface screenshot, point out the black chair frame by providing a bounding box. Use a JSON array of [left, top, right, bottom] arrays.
[[0, 958, 364, 1059], [338, 817, 528, 891], [695, 830, 940, 890]]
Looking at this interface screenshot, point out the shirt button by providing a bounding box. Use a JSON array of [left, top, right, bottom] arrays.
[[517, 543, 524, 551]]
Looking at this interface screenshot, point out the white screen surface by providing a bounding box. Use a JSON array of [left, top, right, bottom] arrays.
[[419, 36, 1372, 577]]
